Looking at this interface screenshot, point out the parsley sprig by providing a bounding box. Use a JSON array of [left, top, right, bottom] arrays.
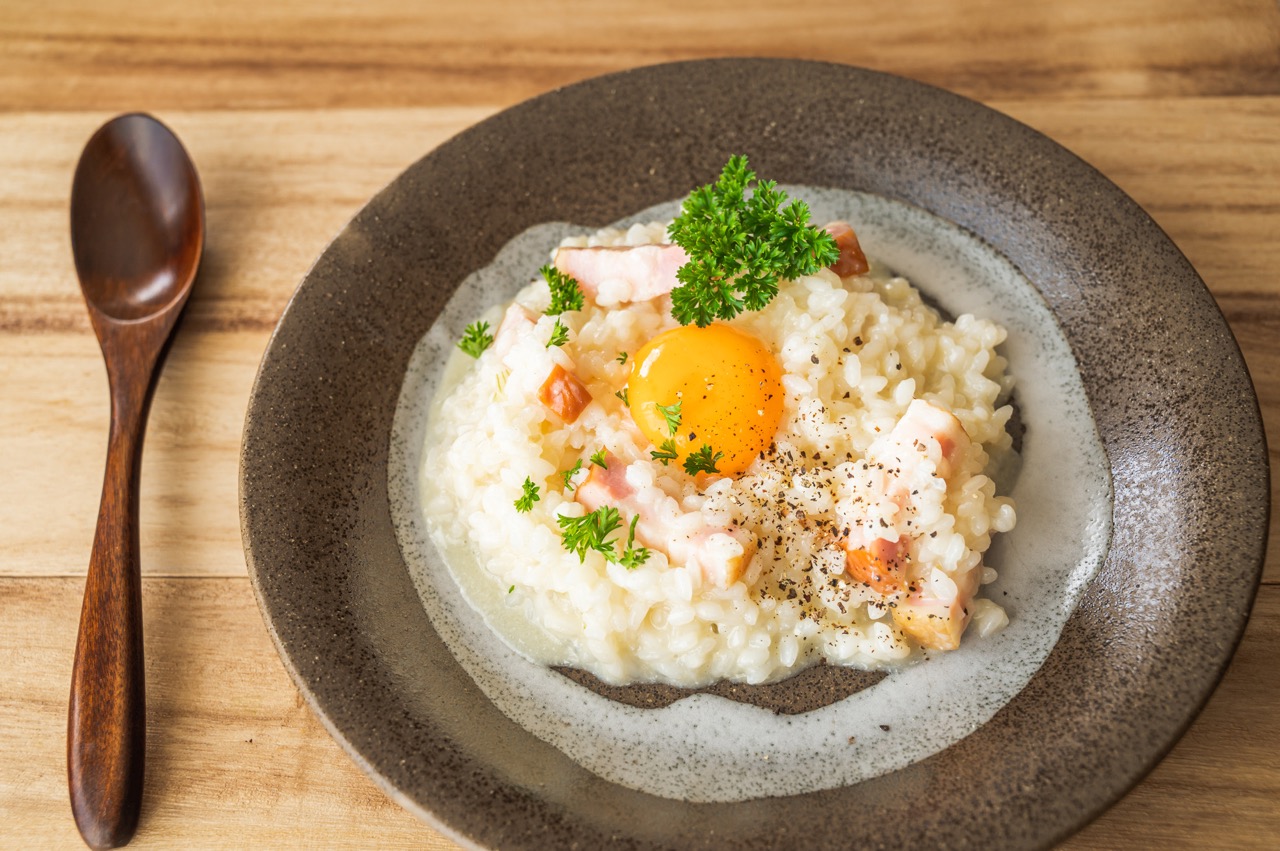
[[558, 506, 622, 563], [617, 515, 650, 570], [514, 477, 540, 512], [560, 458, 584, 491], [457, 321, 493, 358], [546, 317, 569, 348], [650, 439, 679, 466], [557, 506, 651, 568], [667, 155, 840, 327], [590, 448, 609, 469], [656, 401, 682, 435], [683, 444, 724, 476], [541, 265, 585, 315]]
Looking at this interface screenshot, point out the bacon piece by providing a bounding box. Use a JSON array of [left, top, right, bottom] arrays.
[[685, 528, 756, 589], [823, 221, 870, 278], [538, 364, 592, 423], [887, 399, 970, 481], [491, 303, 536, 360], [552, 244, 689, 304], [891, 566, 981, 651], [576, 453, 755, 588], [574, 453, 635, 509], [843, 537, 907, 594]]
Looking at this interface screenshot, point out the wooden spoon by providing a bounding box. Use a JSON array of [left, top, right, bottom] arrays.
[[67, 113, 204, 849]]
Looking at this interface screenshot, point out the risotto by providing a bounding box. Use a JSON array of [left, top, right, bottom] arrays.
[[422, 207, 1018, 687]]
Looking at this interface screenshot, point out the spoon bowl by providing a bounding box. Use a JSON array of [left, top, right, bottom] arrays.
[[67, 113, 204, 850], [72, 115, 203, 323]]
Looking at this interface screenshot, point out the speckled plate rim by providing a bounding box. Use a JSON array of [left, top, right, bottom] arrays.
[[240, 59, 1269, 850]]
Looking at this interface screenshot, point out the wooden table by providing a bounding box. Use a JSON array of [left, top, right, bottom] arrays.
[[3, 2, 1277, 847]]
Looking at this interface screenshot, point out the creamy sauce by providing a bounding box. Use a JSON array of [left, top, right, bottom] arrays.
[[424, 341, 574, 664]]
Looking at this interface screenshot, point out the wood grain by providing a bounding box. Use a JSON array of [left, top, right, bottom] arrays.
[[0, 578, 451, 849], [2, 0, 1278, 110], [1, 578, 1275, 848], [1, 331, 258, 577], [0, 108, 496, 334], [2, 1, 1277, 845]]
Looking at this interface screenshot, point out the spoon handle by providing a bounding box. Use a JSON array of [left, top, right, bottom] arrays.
[[68, 352, 155, 850]]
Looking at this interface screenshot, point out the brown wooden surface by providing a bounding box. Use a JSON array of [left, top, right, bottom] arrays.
[[2, 2, 1277, 847]]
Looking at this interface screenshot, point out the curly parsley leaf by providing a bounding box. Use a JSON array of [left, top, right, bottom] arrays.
[[541, 264, 585, 315], [514, 477, 540, 513], [650, 439, 679, 466], [616, 351, 628, 365], [667, 155, 840, 327], [590, 448, 609, 469], [617, 515, 651, 570], [560, 458, 584, 491], [615, 387, 629, 407], [656, 400, 682, 436], [557, 506, 622, 563], [558, 507, 650, 569], [683, 444, 724, 476], [546, 317, 569, 348], [457, 321, 494, 358]]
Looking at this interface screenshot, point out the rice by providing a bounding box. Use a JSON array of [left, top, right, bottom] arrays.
[[422, 221, 1016, 686]]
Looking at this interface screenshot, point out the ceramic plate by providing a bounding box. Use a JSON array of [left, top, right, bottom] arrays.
[[240, 59, 1268, 849]]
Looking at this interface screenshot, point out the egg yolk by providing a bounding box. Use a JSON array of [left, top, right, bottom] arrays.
[[629, 323, 784, 476]]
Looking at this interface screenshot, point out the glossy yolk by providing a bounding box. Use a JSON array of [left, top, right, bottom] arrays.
[[629, 323, 784, 476]]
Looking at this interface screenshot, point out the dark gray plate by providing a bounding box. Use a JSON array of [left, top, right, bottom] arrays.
[[240, 59, 1269, 849]]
